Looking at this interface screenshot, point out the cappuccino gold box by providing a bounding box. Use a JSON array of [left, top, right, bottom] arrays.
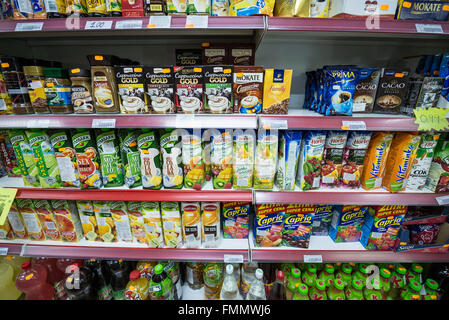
[[204, 65, 233, 114], [144, 67, 176, 114], [174, 66, 204, 114], [115, 65, 149, 114]]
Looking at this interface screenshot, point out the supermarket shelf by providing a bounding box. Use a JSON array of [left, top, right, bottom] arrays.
[[0, 114, 258, 129], [0, 242, 23, 256]]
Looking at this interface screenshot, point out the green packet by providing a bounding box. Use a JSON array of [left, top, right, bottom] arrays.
[[96, 129, 124, 187], [138, 129, 162, 190], [118, 129, 142, 188], [8, 129, 40, 187]]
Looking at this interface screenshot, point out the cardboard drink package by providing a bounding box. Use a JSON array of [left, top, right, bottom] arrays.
[[254, 204, 285, 247], [320, 131, 348, 188], [93, 201, 117, 243], [181, 129, 205, 190], [282, 204, 315, 248], [9, 130, 40, 187], [126, 201, 147, 244], [233, 129, 255, 189], [0, 219, 14, 240], [109, 201, 133, 243], [118, 129, 142, 188], [187, 0, 209, 14], [329, 205, 368, 243], [201, 202, 221, 248], [51, 200, 83, 242], [141, 201, 163, 248], [96, 129, 124, 187], [137, 129, 162, 190], [210, 129, 233, 189], [312, 205, 335, 236], [276, 130, 302, 191], [222, 202, 250, 239], [296, 131, 326, 191], [16, 198, 45, 241], [76, 200, 99, 241], [340, 131, 372, 189], [33, 199, 61, 241], [181, 202, 201, 248], [0, 130, 21, 177], [50, 130, 80, 188], [425, 133, 449, 193], [166, 0, 187, 14], [161, 202, 182, 248], [160, 129, 183, 189], [7, 201, 28, 239], [254, 129, 278, 190]]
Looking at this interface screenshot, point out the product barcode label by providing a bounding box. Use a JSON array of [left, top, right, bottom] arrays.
[[322, 176, 334, 184], [313, 220, 321, 227], [92, 118, 116, 128], [115, 20, 143, 29], [148, 284, 161, 292], [185, 15, 208, 28], [312, 177, 321, 188], [148, 16, 171, 28], [341, 120, 367, 131], [304, 255, 323, 263], [15, 22, 43, 32], [45, 221, 57, 230], [224, 254, 244, 263], [0, 248, 8, 256], [85, 20, 113, 30], [436, 195, 449, 206], [0, 99, 6, 111], [415, 24, 443, 34], [27, 119, 50, 128]]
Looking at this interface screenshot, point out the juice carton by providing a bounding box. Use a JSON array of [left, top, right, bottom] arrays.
[[93, 201, 117, 243], [425, 134, 449, 192], [329, 205, 368, 243], [203, 129, 212, 182], [181, 202, 201, 248], [76, 200, 99, 241], [72, 129, 103, 189], [118, 129, 142, 188], [201, 202, 221, 248], [233, 129, 256, 189], [50, 200, 83, 242], [312, 205, 336, 236], [382, 132, 420, 192], [161, 202, 182, 248], [0, 219, 14, 240], [141, 201, 164, 248], [254, 129, 279, 190], [360, 132, 394, 190], [49, 130, 81, 188], [254, 204, 285, 247], [360, 205, 407, 251], [126, 201, 147, 244], [7, 201, 27, 239], [181, 129, 205, 190], [209, 129, 233, 189], [296, 131, 326, 191], [96, 129, 124, 187], [26, 130, 62, 188], [108, 201, 133, 243], [276, 130, 302, 190], [321, 131, 348, 188], [16, 198, 45, 241], [137, 129, 162, 190], [8, 130, 40, 187], [0, 130, 21, 177], [340, 131, 372, 189], [222, 202, 250, 239], [282, 204, 315, 248], [33, 199, 61, 241], [160, 129, 183, 189], [404, 133, 440, 191]]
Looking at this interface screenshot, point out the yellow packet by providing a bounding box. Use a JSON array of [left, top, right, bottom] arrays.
[[161, 202, 182, 248], [229, 0, 275, 16], [262, 69, 293, 114], [76, 200, 99, 241], [274, 0, 309, 17], [93, 201, 117, 243], [142, 202, 163, 248], [181, 202, 201, 248]]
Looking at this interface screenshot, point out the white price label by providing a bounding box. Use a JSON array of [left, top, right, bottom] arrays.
[[261, 119, 288, 130], [115, 20, 143, 29], [0, 248, 8, 256], [27, 119, 50, 128], [15, 22, 43, 32], [436, 195, 449, 206], [185, 15, 208, 28], [85, 20, 113, 30], [92, 118, 116, 128], [224, 254, 244, 263], [148, 16, 172, 28], [304, 255, 323, 263], [175, 114, 197, 128], [342, 120, 367, 131], [416, 24, 443, 34]]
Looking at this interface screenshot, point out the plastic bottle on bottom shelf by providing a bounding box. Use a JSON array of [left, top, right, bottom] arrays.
[[148, 264, 173, 300], [240, 262, 258, 298], [379, 267, 392, 300], [319, 264, 335, 288], [401, 280, 422, 301], [345, 279, 365, 300], [246, 269, 266, 300], [15, 262, 55, 300], [63, 264, 97, 300], [84, 259, 113, 300], [406, 264, 424, 284], [0, 263, 22, 300], [335, 263, 352, 288], [32, 257, 66, 300], [364, 278, 382, 300], [422, 279, 439, 300], [106, 260, 130, 300], [232, 263, 241, 289], [285, 268, 301, 300], [125, 270, 149, 301], [387, 265, 407, 300], [203, 263, 224, 300], [220, 264, 243, 300], [309, 279, 327, 300], [260, 263, 277, 296], [186, 262, 204, 290], [267, 270, 286, 300], [327, 278, 346, 300], [0, 256, 30, 279], [292, 283, 309, 300], [302, 264, 318, 288], [353, 264, 369, 287]]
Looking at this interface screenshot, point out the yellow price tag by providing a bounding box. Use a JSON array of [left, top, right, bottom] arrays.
[[0, 188, 18, 225], [25, 273, 34, 280], [414, 108, 449, 131]]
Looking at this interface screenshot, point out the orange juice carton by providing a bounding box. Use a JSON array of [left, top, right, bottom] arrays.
[[361, 132, 394, 190], [93, 201, 117, 243], [254, 204, 285, 247], [161, 202, 182, 248], [340, 131, 372, 189], [329, 205, 368, 243], [33, 199, 61, 241], [7, 201, 27, 239], [201, 202, 221, 248], [382, 132, 420, 192], [50, 200, 83, 242], [16, 198, 45, 241], [222, 202, 250, 239], [108, 201, 133, 243], [0, 219, 14, 240], [142, 201, 164, 248], [282, 204, 315, 248], [181, 202, 201, 248], [76, 200, 99, 241], [126, 201, 147, 244]]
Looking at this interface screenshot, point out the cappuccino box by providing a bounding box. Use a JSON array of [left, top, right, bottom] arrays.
[[222, 202, 250, 239], [176, 49, 202, 66], [329, 205, 368, 243], [397, 0, 449, 21], [174, 66, 204, 114], [144, 67, 176, 114], [360, 205, 407, 250], [204, 66, 233, 114], [233, 66, 264, 114], [202, 44, 228, 65], [115, 66, 148, 114]]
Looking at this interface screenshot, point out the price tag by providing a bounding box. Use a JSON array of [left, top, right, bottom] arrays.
[[0, 248, 8, 256], [414, 108, 449, 131], [416, 24, 443, 34], [15, 22, 43, 32], [224, 254, 244, 263], [115, 20, 143, 29], [175, 114, 197, 128], [304, 255, 323, 263], [341, 121, 367, 131], [0, 188, 18, 225], [148, 16, 171, 28], [85, 20, 113, 30], [260, 119, 288, 130], [185, 15, 208, 28], [436, 195, 449, 206], [92, 119, 116, 128], [26, 119, 50, 128]]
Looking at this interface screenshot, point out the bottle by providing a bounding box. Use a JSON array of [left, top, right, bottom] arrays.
[[328, 278, 346, 300], [285, 268, 300, 300], [106, 260, 129, 300], [220, 264, 242, 300], [0, 263, 22, 300], [260, 263, 276, 296], [55, 258, 85, 300], [401, 280, 422, 301], [319, 264, 335, 288], [309, 279, 327, 300], [379, 267, 392, 300], [364, 278, 382, 300], [246, 269, 266, 300], [406, 264, 424, 284], [267, 270, 286, 300], [422, 278, 439, 300], [124, 270, 149, 300], [32, 257, 66, 300], [63, 264, 97, 300], [232, 263, 241, 289], [335, 263, 352, 288], [185, 262, 204, 290], [136, 261, 157, 280], [292, 283, 309, 300], [149, 264, 172, 300], [241, 262, 257, 298], [345, 279, 364, 300], [431, 264, 449, 300], [280, 263, 295, 279], [301, 263, 317, 288], [16, 261, 55, 300], [1, 256, 30, 279], [353, 263, 369, 286], [203, 263, 224, 300], [84, 259, 113, 300], [387, 265, 407, 300]]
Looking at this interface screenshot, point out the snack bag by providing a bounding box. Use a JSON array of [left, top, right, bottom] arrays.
[[126, 201, 147, 244], [340, 131, 372, 189], [7, 201, 27, 239], [321, 131, 348, 188], [276, 130, 301, 191], [138, 129, 162, 190], [360, 205, 407, 251], [233, 129, 255, 189], [254, 204, 285, 247], [118, 129, 142, 188], [93, 201, 117, 243], [254, 129, 278, 190], [33, 199, 61, 241], [160, 202, 182, 248], [229, 0, 275, 16], [181, 202, 201, 248], [201, 202, 221, 248], [50, 130, 80, 188], [96, 129, 124, 187], [425, 134, 449, 193], [382, 132, 420, 193], [209, 129, 233, 189], [108, 201, 133, 243], [222, 202, 250, 239], [16, 198, 45, 241], [296, 131, 326, 191], [0, 130, 21, 177], [160, 129, 183, 189], [410, 224, 441, 245], [360, 132, 394, 190], [181, 129, 205, 190], [312, 205, 336, 236], [76, 200, 98, 241], [141, 201, 163, 248], [329, 205, 368, 243], [9, 129, 40, 187], [282, 204, 315, 248], [51, 200, 83, 242], [324, 66, 358, 116], [262, 69, 293, 114], [0, 219, 14, 240]]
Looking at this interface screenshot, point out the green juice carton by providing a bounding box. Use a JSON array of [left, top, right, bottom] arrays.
[[8, 130, 40, 187], [49, 130, 81, 188], [118, 129, 142, 188], [96, 129, 124, 187], [160, 129, 183, 189], [138, 129, 162, 190]]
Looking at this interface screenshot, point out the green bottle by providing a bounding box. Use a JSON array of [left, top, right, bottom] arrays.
[[292, 283, 309, 300], [423, 278, 439, 300], [328, 278, 346, 300], [148, 264, 173, 300], [319, 264, 335, 288], [387, 265, 407, 300], [301, 264, 317, 288], [406, 264, 423, 285], [345, 279, 364, 300], [309, 279, 327, 300], [401, 280, 422, 301], [379, 267, 392, 300], [353, 264, 369, 286], [364, 278, 382, 300], [286, 268, 301, 300], [335, 264, 352, 288]]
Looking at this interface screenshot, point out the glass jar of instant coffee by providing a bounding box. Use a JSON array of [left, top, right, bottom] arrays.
[[43, 67, 74, 114], [69, 68, 95, 114], [24, 62, 51, 114]]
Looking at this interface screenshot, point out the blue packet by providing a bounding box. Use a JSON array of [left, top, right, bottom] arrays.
[[324, 67, 359, 116], [439, 53, 449, 109]]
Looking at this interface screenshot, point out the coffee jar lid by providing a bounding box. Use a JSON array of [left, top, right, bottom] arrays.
[[43, 67, 69, 79], [69, 68, 90, 78]]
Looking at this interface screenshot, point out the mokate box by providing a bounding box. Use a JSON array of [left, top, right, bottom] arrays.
[[329, 0, 398, 19], [229, 44, 255, 66], [202, 44, 228, 65], [397, 0, 449, 21], [122, 0, 145, 16]]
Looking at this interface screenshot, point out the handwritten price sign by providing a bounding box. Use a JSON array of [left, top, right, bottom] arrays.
[[414, 108, 449, 131], [85, 20, 113, 30]]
